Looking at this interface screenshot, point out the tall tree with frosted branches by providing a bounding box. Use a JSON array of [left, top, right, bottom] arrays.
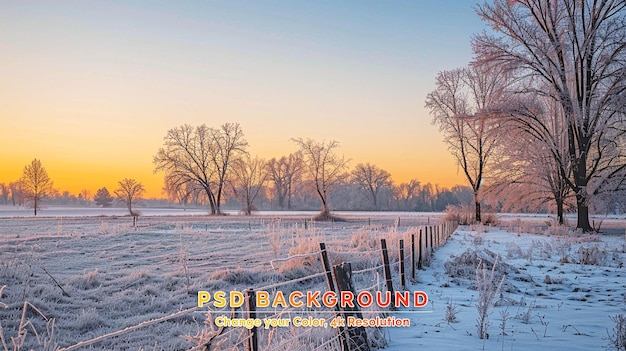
[[426, 64, 509, 223], [21, 158, 54, 216], [115, 178, 145, 216], [487, 94, 574, 224], [266, 152, 304, 210], [292, 138, 349, 220], [351, 163, 393, 210], [230, 154, 267, 215], [154, 123, 248, 215], [474, 0, 626, 231]]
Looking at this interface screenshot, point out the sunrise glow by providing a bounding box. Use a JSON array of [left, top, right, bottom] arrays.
[[0, 2, 482, 198]]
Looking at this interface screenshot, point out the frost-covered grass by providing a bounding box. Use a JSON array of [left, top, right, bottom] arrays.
[[2, 213, 624, 350], [0, 214, 425, 350]]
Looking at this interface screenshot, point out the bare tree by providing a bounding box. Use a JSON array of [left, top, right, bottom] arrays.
[[266, 152, 304, 209], [20, 159, 54, 215], [163, 178, 193, 206], [154, 123, 248, 215], [488, 95, 574, 224], [0, 183, 9, 205], [292, 138, 350, 220], [115, 178, 145, 216], [426, 65, 508, 223], [393, 179, 421, 211], [78, 189, 91, 204], [474, 0, 626, 231], [9, 181, 24, 206], [351, 163, 393, 210], [230, 154, 267, 215]]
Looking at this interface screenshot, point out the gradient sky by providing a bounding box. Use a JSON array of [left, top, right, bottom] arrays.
[[0, 1, 485, 198]]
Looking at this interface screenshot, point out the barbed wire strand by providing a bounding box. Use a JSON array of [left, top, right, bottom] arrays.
[[58, 306, 200, 351], [253, 271, 327, 292], [352, 264, 383, 275], [270, 250, 323, 269]]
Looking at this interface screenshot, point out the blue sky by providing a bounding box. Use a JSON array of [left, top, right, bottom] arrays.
[[0, 1, 486, 196]]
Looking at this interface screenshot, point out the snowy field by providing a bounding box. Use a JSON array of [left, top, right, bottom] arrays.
[[0, 210, 625, 350], [388, 223, 626, 351]]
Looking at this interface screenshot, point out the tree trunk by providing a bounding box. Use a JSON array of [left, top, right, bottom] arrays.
[[575, 192, 593, 232], [287, 184, 292, 209], [34, 197, 38, 216], [573, 154, 592, 231], [475, 200, 481, 224], [556, 197, 564, 225], [245, 194, 253, 215], [277, 193, 285, 209], [216, 185, 223, 215], [204, 187, 216, 215]]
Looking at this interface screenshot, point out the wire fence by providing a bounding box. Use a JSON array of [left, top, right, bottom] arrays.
[[55, 220, 457, 351]]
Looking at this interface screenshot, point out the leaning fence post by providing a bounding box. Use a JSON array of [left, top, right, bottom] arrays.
[[319, 243, 349, 351], [380, 239, 396, 309], [333, 263, 371, 351], [399, 239, 406, 290], [245, 289, 258, 351]]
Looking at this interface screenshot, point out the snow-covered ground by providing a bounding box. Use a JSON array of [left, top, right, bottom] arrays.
[[0, 212, 624, 350], [388, 225, 626, 351]]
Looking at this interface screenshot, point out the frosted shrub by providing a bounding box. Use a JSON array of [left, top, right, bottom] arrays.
[[482, 212, 499, 226], [608, 314, 626, 351], [70, 269, 100, 290], [444, 249, 509, 288], [475, 257, 505, 340], [210, 268, 260, 286], [445, 299, 460, 324], [281, 238, 320, 273], [444, 204, 474, 225], [577, 245, 607, 266], [505, 243, 523, 258], [350, 230, 378, 251], [73, 307, 107, 333]]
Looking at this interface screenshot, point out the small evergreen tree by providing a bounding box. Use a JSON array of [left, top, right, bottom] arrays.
[[94, 187, 113, 208]]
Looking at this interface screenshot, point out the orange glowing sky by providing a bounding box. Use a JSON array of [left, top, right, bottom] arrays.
[[0, 1, 483, 198]]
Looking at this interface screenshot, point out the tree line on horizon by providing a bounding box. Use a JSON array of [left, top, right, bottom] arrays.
[[0, 130, 476, 216], [0, 159, 146, 216]]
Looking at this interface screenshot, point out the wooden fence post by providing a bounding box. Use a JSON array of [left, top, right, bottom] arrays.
[[319, 243, 349, 351], [245, 289, 258, 351], [429, 226, 434, 256], [380, 239, 395, 309], [436, 225, 440, 247], [399, 239, 405, 290], [417, 228, 423, 270], [411, 233, 416, 280], [333, 263, 371, 351], [424, 226, 429, 266]]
